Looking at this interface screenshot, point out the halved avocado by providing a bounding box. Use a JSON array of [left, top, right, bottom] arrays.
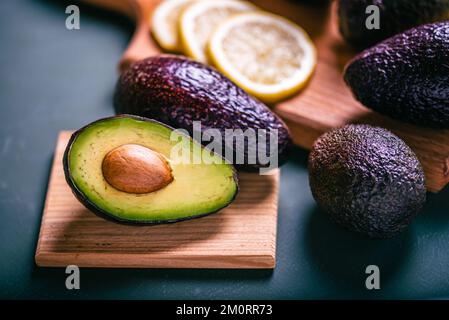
[[63, 115, 238, 224]]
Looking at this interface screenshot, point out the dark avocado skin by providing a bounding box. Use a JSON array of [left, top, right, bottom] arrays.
[[114, 55, 292, 171], [308, 124, 426, 238], [339, 0, 449, 48], [63, 115, 239, 226], [344, 21, 449, 128]]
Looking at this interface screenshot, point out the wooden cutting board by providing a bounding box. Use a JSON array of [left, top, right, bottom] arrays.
[[35, 132, 279, 268], [81, 0, 449, 192], [269, 1, 449, 193]]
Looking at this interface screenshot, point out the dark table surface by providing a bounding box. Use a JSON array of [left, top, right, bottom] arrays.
[[1, 0, 449, 299]]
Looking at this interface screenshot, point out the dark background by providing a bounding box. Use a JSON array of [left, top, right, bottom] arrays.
[[1, 0, 448, 299]]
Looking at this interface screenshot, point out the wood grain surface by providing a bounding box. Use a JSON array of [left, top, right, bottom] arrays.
[[35, 132, 279, 269]]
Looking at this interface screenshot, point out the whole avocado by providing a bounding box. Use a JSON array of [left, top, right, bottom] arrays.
[[114, 55, 291, 171], [344, 21, 449, 128], [308, 124, 426, 238], [338, 0, 449, 48]]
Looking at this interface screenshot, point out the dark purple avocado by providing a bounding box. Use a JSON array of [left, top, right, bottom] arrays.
[[114, 55, 292, 171], [344, 21, 449, 128], [338, 0, 449, 48], [308, 124, 426, 238]]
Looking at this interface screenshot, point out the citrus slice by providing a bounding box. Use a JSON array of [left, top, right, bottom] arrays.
[[151, 0, 196, 52], [208, 12, 317, 103], [179, 0, 256, 63]]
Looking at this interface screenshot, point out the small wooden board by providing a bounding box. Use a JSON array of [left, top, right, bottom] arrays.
[[35, 132, 279, 269]]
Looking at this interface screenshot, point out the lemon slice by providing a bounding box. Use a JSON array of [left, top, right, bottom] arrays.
[[208, 12, 317, 103], [151, 0, 196, 52], [179, 0, 256, 63]]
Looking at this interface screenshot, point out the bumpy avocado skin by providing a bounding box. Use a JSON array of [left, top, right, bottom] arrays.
[[114, 55, 292, 171], [344, 21, 449, 128], [339, 0, 449, 48], [63, 115, 239, 226], [308, 125, 426, 238]]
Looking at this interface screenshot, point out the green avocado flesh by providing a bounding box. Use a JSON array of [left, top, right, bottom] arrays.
[[66, 116, 238, 223]]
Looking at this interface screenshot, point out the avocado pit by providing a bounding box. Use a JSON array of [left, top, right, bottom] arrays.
[[102, 144, 173, 194]]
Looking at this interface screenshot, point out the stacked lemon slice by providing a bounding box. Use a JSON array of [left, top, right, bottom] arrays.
[[151, 0, 194, 52], [151, 0, 317, 103]]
